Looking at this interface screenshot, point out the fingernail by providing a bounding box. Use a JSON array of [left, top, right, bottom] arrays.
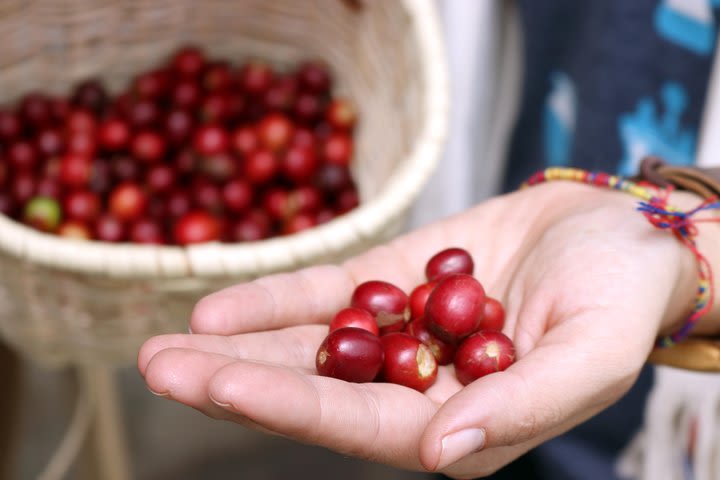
[[437, 428, 486, 470], [209, 393, 234, 410], [148, 387, 169, 397]]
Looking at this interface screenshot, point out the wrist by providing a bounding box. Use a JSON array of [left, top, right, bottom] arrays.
[[663, 190, 720, 337]]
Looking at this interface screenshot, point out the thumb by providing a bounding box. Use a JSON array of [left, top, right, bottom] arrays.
[[419, 314, 646, 472]]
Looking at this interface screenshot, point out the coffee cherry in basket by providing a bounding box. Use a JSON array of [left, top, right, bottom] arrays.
[[239, 61, 274, 95], [111, 155, 141, 183], [20, 93, 51, 128], [49, 97, 71, 122], [350, 280, 409, 333], [293, 93, 323, 123], [12, 172, 37, 204], [109, 182, 148, 222], [130, 218, 166, 244], [173, 210, 221, 245], [203, 62, 233, 92], [454, 330, 516, 386], [133, 69, 170, 100], [264, 75, 297, 112], [258, 113, 294, 152], [222, 179, 254, 213], [125, 98, 158, 129], [9, 141, 39, 171], [316, 327, 384, 383], [229, 210, 271, 242], [66, 130, 96, 158], [35, 128, 65, 157], [0, 193, 16, 216], [325, 97, 356, 131], [380, 333, 438, 392], [95, 215, 126, 242], [425, 247, 474, 281], [193, 124, 229, 156], [231, 126, 259, 156], [283, 212, 317, 235], [171, 45, 206, 78], [35, 176, 62, 200], [171, 79, 202, 110], [71, 78, 108, 114], [314, 164, 352, 193], [244, 149, 279, 184], [63, 190, 101, 222], [297, 60, 332, 94], [23, 196, 61, 232], [200, 93, 231, 123], [131, 131, 166, 163], [336, 187, 359, 214], [425, 273, 486, 343], [165, 189, 192, 218], [59, 153, 93, 188], [322, 132, 353, 167], [164, 109, 194, 145], [99, 118, 131, 151], [57, 220, 92, 240], [282, 145, 318, 183], [145, 165, 177, 194], [88, 165, 112, 193], [0, 110, 21, 141]]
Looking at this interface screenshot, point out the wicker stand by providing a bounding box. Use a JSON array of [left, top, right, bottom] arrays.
[[34, 366, 131, 480], [75, 367, 132, 480]]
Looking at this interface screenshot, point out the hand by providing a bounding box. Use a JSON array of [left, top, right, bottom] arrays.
[[138, 182, 707, 478]]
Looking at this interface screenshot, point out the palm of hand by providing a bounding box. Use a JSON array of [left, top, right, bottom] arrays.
[[138, 182, 689, 478]]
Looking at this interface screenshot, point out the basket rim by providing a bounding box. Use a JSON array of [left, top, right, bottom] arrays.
[[0, 0, 450, 279]]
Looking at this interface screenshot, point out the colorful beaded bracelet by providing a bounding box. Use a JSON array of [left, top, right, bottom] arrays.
[[523, 167, 719, 347]]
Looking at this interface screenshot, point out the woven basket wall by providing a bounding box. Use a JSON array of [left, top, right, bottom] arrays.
[[0, 0, 448, 366]]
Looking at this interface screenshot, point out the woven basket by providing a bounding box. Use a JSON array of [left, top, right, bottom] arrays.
[[0, 0, 448, 366]]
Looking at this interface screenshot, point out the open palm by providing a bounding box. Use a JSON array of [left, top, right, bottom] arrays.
[[138, 182, 695, 478]]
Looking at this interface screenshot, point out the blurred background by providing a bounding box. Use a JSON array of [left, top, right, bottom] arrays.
[[1, 1, 503, 479]]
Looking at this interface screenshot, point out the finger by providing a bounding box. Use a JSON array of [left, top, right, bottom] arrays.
[[419, 312, 645, 472], [207, 360, 439, 470], [441, 415, 594, 479], [190, 264, 355, 335], [189, 212, 480, 336], [143, 348, 281, 434], [143, 347, 240, 421], [137, 325, 329, 377]]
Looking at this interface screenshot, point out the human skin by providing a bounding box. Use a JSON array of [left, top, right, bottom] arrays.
[[138, 182, 720, 479]]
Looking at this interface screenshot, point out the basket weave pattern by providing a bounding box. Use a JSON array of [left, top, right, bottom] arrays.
[[0, 0, 448, 365]]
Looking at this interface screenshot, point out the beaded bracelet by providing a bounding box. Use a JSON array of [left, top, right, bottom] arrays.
[[523, 166, 720, 347]]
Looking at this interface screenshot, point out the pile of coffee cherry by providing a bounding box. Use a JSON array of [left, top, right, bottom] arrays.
[[0, 45, 358, 245], [316, 247, 516, 392]]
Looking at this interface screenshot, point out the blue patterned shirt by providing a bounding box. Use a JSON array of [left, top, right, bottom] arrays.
[[495, 1, 719, 479]]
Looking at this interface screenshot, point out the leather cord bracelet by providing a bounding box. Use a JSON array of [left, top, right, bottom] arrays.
[[637, 156, 720, 199], [637, 157, 720, 372]]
